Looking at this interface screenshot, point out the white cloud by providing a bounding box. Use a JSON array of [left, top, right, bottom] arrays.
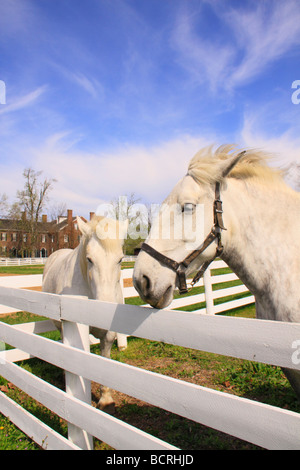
[[171, 8, 234, 92], [29, 132, 212, 216], [71, 73, 102, 98], [240, 107, 300, 189], [172, 1, 300, 92], [0, 85, 47, 115], [225, 1, 300, 88]]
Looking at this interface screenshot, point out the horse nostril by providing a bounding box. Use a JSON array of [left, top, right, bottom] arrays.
[[133, 274, 151, 296], [142, 275, 151, 294]]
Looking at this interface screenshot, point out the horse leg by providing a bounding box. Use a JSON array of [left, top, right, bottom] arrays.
[[91, 328, 116, 412], [281, 368, 300, 401]]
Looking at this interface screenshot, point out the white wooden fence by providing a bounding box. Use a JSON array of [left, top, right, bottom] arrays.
[[0, 265, 299, 450], [121, 260, 255, 315], [0, 256, 136, 266], [0, 259, 254, 316], [0, 258, 46, 266]]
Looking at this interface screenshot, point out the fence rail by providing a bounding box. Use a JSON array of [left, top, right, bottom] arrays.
[[121, 259, 254, 315], [0, 286, 299, 450], [0, 256, 136, 266], [0, 259, 254, 316], [0, 258, 46, 266], [0, 262, 299, 450]]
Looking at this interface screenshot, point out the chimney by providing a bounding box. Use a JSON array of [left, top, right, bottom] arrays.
[[42, 214, 47, 223], [67, 209, 73, 224], [90, 212, 95, 220]]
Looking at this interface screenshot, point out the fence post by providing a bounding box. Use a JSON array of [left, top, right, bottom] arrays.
[[62, 303, 93, 450], [203, 268, 214, 315]]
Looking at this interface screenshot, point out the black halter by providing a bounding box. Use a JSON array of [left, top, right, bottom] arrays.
[[140, 181, 226, 295]]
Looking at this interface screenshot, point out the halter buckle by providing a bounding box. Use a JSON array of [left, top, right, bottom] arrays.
[[176, 264, 189, 295]]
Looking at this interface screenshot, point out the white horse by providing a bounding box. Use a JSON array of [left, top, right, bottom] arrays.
[[42, 215, 128, 410], [133, 144, 300, 399]]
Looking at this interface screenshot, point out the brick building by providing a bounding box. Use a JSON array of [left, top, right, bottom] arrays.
[[0, 210, 92, 258]]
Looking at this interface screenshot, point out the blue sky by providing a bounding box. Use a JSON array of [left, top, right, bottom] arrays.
[[0, 0, 300, 218]]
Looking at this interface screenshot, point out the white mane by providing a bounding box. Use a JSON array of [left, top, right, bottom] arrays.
[[188, 144, 285, 186]]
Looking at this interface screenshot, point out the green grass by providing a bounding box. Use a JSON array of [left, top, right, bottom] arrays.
[[0, 262, 133, 275], [0, 265, 44, 275]]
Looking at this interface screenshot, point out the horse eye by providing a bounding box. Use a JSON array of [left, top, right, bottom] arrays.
[[182, 203, 195, 213], [118, 257, 123, 265], [87, 257, 93, 265]]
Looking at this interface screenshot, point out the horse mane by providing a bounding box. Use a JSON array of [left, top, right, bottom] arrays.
[[188, 144, 284, 185]]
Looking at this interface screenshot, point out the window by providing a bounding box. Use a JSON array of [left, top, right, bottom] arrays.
[[41, 234, 46, 243], [64, 235, 69, 243], [11, 233, 17, 242], [1, 233, 7, 241], [40, 248, 47, 258], [23, 234, 27, 242]]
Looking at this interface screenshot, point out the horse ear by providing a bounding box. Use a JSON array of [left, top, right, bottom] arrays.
[[76, 216, 91, 236], [118, 219, 128, 240], [220, 150, 246, 178]]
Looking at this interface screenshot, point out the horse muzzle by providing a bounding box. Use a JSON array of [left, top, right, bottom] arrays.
[[133, 267, 175, 309]]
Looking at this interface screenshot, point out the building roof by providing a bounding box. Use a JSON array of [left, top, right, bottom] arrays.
[[0, 214, 86, 233]]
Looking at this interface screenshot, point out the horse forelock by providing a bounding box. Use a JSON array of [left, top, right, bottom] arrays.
[[78, 215, 124, 279], [188, 144, 285, 186], [87, 215, 124, 252]]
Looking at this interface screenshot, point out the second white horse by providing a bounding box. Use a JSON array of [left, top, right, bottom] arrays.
[[42, 215, 128, 410]]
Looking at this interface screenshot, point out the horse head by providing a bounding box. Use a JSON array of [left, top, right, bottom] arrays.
[[77, 215, 128, 303], [133, 146, 244, 308]]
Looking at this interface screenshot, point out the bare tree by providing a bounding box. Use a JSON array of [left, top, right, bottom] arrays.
[[108, 192, 151, 254], [48, 202, 67, 222], [16, 168, 56, 256], [109, 192, 141, 220]]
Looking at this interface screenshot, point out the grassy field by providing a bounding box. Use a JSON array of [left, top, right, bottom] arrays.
[[0, 264, 299, 450]]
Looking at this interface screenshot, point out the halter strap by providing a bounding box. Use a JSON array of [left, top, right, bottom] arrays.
[[141, 181, 226, 294]]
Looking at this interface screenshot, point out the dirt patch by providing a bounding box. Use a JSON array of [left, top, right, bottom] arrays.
[[21, 286, 42, 291], [0, 273, 23, 276]]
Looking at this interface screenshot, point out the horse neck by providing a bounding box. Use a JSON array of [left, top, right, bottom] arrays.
[[221, 178, 300, 321], [67, 236, 91, 296]]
